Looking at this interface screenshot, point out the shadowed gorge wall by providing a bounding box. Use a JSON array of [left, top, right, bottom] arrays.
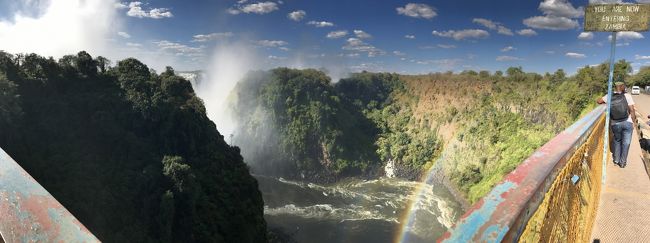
[[0, 51, 267, 243]]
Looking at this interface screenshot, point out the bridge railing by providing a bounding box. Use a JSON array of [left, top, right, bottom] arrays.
[[634, 110, 650, 179], [0, 148, 99, 242], [439, 105, 606, 243]]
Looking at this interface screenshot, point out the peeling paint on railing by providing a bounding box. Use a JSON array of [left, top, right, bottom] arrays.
[[438, 106, 606, 243], [0, 148, 100, 243]]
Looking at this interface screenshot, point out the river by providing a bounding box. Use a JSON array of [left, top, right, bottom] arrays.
[[184, 72, 464, 242], [256, 175, 463, 243]]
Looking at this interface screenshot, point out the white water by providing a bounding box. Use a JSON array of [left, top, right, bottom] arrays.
[[185, 54, 461, 243], [256, 175, 461, 243]]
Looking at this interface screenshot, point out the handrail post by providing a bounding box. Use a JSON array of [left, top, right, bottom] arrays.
[[602, 31, 617, 185]]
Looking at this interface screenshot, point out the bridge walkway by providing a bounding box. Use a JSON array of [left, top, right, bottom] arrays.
[[591, 94, 650, 242]]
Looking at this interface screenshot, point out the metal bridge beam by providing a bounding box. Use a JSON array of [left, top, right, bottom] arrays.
[[0, 148, 99, 242]]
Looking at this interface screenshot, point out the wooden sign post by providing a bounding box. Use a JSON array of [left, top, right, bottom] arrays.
[[584, 3, 650, 185]]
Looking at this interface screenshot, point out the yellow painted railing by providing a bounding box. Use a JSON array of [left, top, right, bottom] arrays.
[[518, 114, 604, 242]]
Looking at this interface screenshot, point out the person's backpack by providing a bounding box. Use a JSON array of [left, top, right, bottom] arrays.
[[610, 93, 629, 122]]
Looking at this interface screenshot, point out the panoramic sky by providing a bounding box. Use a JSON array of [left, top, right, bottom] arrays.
[[1, 0, 649, 76]]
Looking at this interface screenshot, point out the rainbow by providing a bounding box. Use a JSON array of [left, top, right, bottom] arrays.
[[394, 145, 454, 243]]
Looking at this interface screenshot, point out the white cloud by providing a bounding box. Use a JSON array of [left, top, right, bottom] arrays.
[[255, 40, 288, 47], [523, 16, 578, 30], [126, 42, 142, 47], [268, 55, 287, 60], [610, 31, 644, 41], [192, 32, 234, 42], [118, 31, 130, 38], [472, 18, 513, 36], [229, 1, 278, 15], [636, 55, 650, 60], [393, 51, 406, 56], [288, 10, 306, 21], [546, 50, 556, 54], [589, 0, 623, 3], [241, 2, 278, 14], [396, 3, 437, 19], [472, 18, 497, 29], [565, 52, 586, 58], [327, 30, 348, 39], [154, 40, 205, 57], [350, 62, 385, 72], [496, 55, 524, 61], [149, 8, 173, 19], [342, 37, 385, 57], [501, 46, 516, 52], [0, 0, 117, 58], [437, 44, 456, 49], [497, 26, 514, 36], [523, 0, 584, 31], [517, 29, 538, 36], [432, 29, 489, 40], [414, 59, 463, 70], [114, 2, 128, 9], [126, 2, 173, 19], [405, 34, 416, 39], [539, 0, 584, 18], [354, 30, 372, 39], [578, 32, 593, 40], [307, 21, 334, 27]]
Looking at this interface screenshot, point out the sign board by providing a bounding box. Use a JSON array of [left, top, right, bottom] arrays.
[[584, 4, 650, 32]]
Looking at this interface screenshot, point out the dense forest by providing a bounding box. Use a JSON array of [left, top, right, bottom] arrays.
[[0, 51, 266, 242], [228, 69, 380, 181], [229, 60, 636, 203]]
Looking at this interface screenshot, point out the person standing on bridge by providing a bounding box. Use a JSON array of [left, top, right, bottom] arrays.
[[597, 82, 637, 168]]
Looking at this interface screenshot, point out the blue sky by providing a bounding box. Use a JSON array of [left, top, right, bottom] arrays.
[[1, 0, 649, 75]]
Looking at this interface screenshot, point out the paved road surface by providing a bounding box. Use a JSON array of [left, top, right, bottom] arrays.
[[590, 93, 650, 243], [630, 92, 650, 119]]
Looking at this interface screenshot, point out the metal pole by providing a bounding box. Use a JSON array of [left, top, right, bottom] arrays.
[[602, 32, 617, 185]]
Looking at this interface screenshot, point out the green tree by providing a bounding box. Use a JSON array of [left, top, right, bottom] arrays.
[[231, 68, 381, 178], [0, 72, 21, 125], [494, 70, 504, 77], [75, 51, 97, 76], [614, 59, 632, 83], [95, 56, 110, 73], [479, 70, 490, 79], [632, 66, 650, 87], [551, 69, 566, 83]]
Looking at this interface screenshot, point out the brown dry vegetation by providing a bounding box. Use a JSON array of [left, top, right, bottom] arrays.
[[230, 61, 634, 204], [397, 74, 493, 145]]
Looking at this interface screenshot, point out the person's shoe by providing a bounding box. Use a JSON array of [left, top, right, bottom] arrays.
[[614, 161, 620, 166], [620, 162, 626, 168]]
